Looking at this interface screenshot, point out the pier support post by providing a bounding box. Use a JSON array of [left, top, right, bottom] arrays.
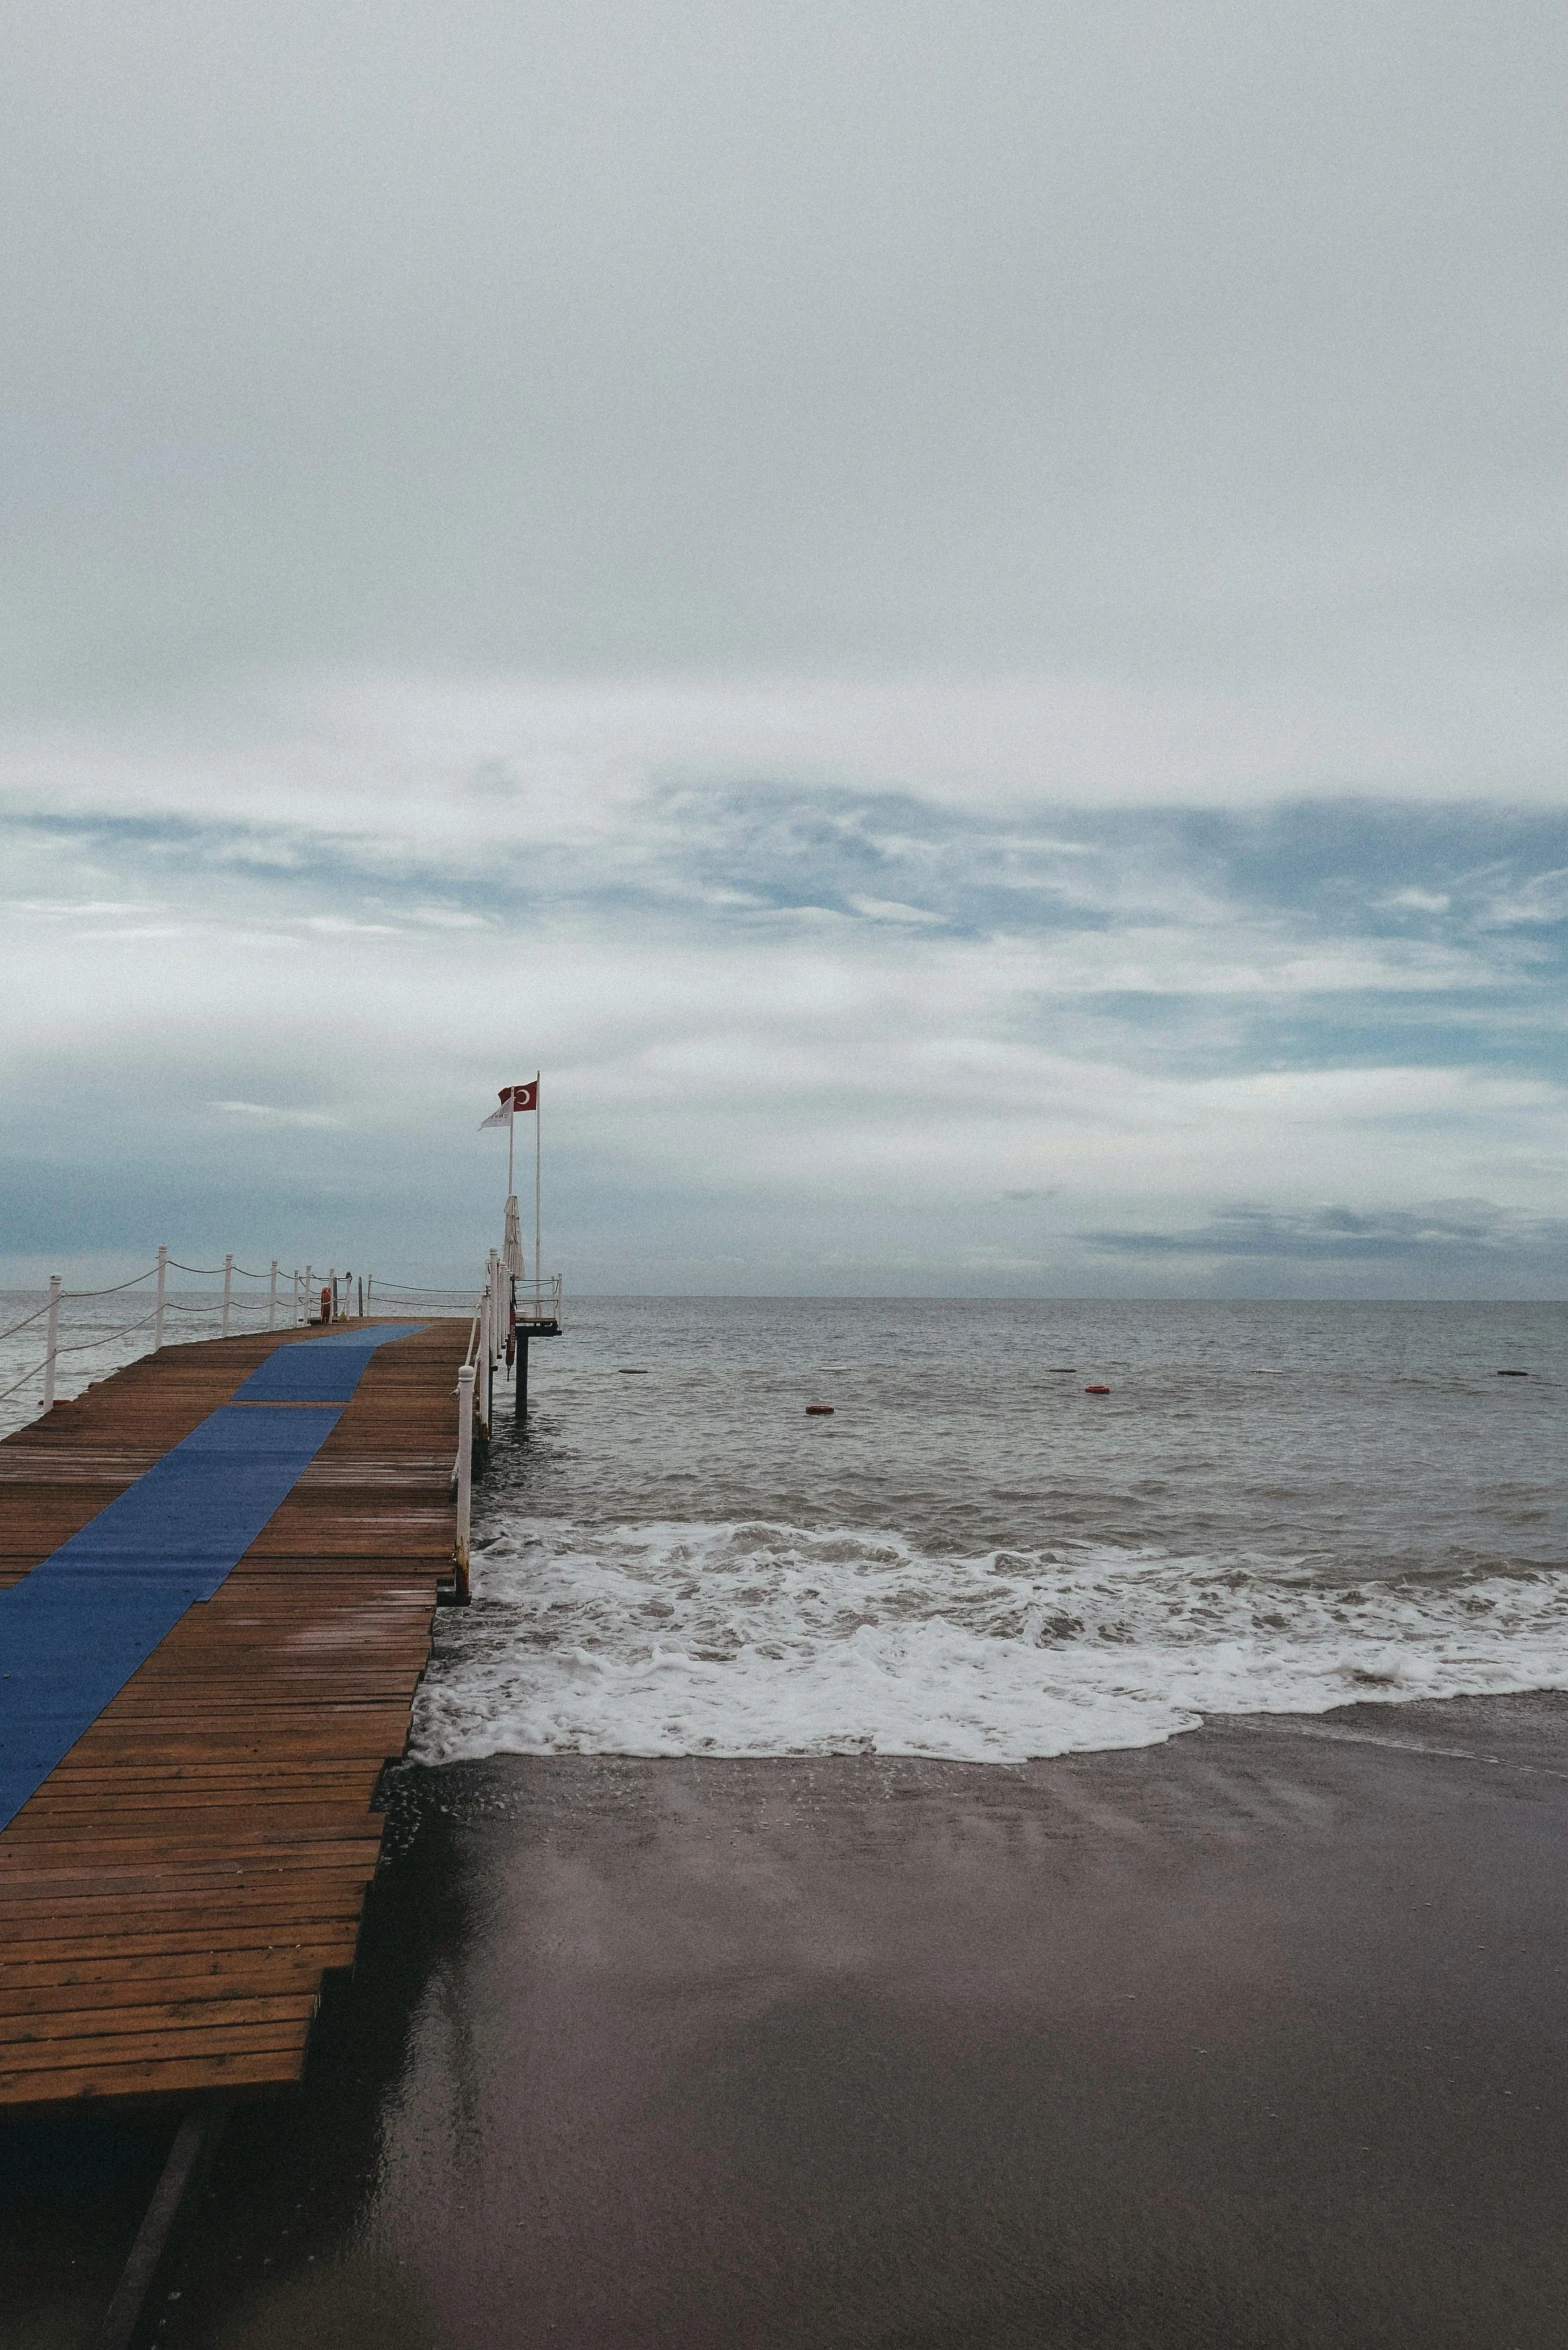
[[454, 1364, 474, 1605], [42, 1275, 61, 1412], [93, 2105, 230, 2350], [222, 1252, 234, 1337], [155, 1245, 167, 1350]]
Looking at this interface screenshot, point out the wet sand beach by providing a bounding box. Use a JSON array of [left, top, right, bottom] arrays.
[[7, 1690, 1568, 2349]]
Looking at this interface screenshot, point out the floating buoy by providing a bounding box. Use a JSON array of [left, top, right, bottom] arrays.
[[805, 1404, 835, 1415], [1496, 1369, 1529, 1377], [1084, 1384, 1110, 1395]]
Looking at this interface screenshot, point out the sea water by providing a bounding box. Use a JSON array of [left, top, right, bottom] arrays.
[[413, 1297, 1567, 1765]]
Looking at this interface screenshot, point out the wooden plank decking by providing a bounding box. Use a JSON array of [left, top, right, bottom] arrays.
[[0, 1319, 467, 2115]]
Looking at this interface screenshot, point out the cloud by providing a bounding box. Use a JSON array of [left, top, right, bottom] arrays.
[[1, 703, 1562, 1299], [0, 3, 1561, 777], [0, 2, 1561, 1290], [1085, 1201, 1568, 1265], [1380, 887, 1453, 914], [845, 895, 946, 927], [211, 1100, 339, 1129], [1477, 867, 1568, 928]]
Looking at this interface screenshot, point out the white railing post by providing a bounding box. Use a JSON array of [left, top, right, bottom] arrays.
[[154, 1244, 168, 1350], [42, 1274, 62, 1411], [268, 1259, 279, 1329], [366, 1273, 374, 1314], [454, 1364, 474, 1604], [222, 1251, 234, 1337], [328, 1266, 337, 1325], [477, 1286, 491, 1437], [305, 1264, 313, 1324]]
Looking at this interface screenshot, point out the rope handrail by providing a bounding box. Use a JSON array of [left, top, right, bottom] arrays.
[[366, 1287, 472, 1306], [19, 1317, 158, 1336], [1, 1249, 369, 1430], [0, 1257, 292, 1345], [370, 1297, 479, 1313], [62, 1266, 160, 1298], [374, 1287, 473, 1298], [47, 1306, 162, 1353], [158, 1295, 279, 1315], [0, 1305, 165, 1398], [166, 1258, 300, 1279], [451, 1284, 487, 1488], [0, 1297, 57, 1344]]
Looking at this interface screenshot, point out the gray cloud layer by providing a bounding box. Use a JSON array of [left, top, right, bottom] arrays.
[[2, 695, 1563, 1292], [2, 1, 1563, 733], [0, 7, 1562, 1291]]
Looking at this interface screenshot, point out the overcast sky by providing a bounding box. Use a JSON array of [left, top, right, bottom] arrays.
[[2, 1, 1563, 1294]]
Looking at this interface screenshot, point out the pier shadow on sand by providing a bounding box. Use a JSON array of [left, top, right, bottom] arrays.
[[8, 1691, 1568, 2349]]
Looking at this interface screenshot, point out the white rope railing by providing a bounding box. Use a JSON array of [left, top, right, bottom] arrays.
[[442, 1230, 565, 1605], [0, 1265, 156, 1347], [0, 1245, 372, 1426]]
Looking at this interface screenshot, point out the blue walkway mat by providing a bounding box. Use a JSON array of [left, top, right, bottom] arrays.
[[0, 1324, 426, 1832]]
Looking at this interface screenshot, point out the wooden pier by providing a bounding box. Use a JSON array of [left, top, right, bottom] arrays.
[[0, 1319, 468, 2116]]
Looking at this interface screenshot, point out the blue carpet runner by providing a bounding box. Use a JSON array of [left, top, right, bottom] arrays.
[[0, 1325, 426, 1832]]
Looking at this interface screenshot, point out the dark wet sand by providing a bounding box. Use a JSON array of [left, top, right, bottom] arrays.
[[7, 1692, 1568, 2349]]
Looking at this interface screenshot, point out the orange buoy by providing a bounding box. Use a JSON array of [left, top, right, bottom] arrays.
[[805, 1404, 835, 1416], [1084, 1384, 1110, 1395]]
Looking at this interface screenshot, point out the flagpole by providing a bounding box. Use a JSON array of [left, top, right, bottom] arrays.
[[535, 1069, 542, 1315], [507, 1103, 515, 1201]]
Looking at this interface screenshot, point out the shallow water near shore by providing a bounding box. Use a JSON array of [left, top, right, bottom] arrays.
[[416, 1297, 1568, 1765]]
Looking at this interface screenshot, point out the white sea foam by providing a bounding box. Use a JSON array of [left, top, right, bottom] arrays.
[[411, 1517, 1568, 1765]]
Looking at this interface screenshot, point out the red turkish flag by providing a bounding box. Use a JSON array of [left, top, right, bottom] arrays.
[[479, 1080, 539, 1127]]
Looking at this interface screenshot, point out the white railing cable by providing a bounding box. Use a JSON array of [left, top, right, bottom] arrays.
[[46, 1306, 163, 1352], [369, 1282, 477, 1299], [453, 1363, 475, 1603], [0, 1266, 161, 1341], [0, 1304, 166, 1404], [0, 1295, 62, 1343], [61, 1265, 161, 1296], [1, 1244, 371, 1428]]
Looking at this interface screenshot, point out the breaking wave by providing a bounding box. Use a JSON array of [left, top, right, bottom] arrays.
[[412, 1516, 1568, 1765]]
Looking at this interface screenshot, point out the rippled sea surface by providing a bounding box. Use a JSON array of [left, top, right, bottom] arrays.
[[415, 1297, 1568, 1766]]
